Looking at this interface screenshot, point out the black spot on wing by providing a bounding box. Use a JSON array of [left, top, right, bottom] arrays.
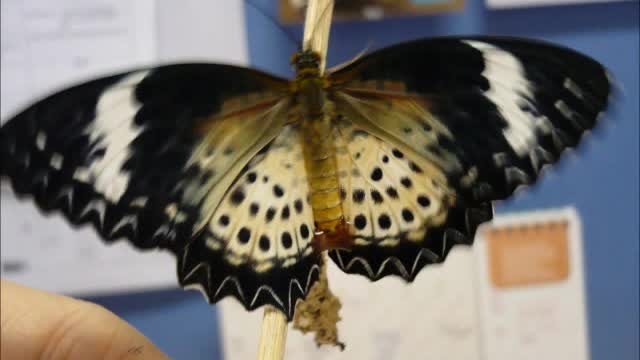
[[300, 224, 310, 239], [377, 214, 392, 229], [281, 205, 290, 220], [370, 167, 383, 181], [401, 208, 414, 222], [249, 203, 260, 216], [417, 195, 431, 208], [238, 227, 251, 244], [354, 214, 367, 230], [230, 188, 246, 205], [218, 215, 230, 226], [352, 189, 365, 203], [273, 184, 284, 197], [265, 207, 276, 222], [259, 235, 271, 251], [370, 190, 383, 204], [281, 232, 293, 249]]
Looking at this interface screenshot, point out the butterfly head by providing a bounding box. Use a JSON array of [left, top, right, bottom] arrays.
[[291, 50, 321, 78]]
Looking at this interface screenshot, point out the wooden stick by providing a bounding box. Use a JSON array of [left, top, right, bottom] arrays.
[[256, 1, 334, 360], [257, 306, 289, 360], [303, 0, 334, 72]]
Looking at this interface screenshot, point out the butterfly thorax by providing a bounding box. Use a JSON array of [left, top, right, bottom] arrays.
[[290, 50, 352, 250], [291, 50, 326, 116]]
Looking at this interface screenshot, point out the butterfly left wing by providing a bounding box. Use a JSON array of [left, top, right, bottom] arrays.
[[178, 124, 321, 317], [0, 64, 323, 317], [0, 64, 290, 249], [327, 36, 611, 280]]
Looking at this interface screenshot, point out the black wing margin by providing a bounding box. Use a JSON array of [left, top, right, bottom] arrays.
[[330, 36, 613, 203], [0, 64, 287, 249]]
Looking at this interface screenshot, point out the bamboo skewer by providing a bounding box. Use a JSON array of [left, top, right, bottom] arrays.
[[257, 306, 289, 360], [256, 1, 334, 360], [303, 0, 334, 72]]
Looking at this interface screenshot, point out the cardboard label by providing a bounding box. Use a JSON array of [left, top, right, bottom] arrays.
[[487, 222, 570, 288], [279, 0, 465, 23], [474, 208, 589, 360]]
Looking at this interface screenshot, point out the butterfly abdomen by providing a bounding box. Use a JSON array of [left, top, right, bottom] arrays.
[[301, 112, 344, 234]]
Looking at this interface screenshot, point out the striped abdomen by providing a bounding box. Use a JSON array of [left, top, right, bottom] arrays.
[[301, 112, 343, 233]]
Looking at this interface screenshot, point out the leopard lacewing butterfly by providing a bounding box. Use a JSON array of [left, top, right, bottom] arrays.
[[0, 36, 611, 319]]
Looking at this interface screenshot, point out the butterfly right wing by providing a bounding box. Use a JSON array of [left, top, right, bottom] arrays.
[[326, 36, 611, 281], [329, 117, 493, 281], [330, 37, 612, 203]]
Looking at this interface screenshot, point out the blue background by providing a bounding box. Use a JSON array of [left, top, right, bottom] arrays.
[[90, 1, 639, 359]]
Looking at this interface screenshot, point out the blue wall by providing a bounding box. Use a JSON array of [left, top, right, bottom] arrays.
[[91, 2, 639, 359]]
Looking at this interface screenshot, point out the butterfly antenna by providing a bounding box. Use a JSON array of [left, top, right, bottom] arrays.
[[245, 0, 301, 50], [327, 40, 373, 73]]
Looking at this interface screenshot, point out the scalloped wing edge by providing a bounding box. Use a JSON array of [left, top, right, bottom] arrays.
[[173, 235, 322, 320], [328, 203, 494, 282]]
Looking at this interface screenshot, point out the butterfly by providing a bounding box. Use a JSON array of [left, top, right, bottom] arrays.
[[0, 36, 612, 319]]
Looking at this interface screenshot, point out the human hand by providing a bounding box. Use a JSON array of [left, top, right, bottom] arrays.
[[1, 279, 170, 360]]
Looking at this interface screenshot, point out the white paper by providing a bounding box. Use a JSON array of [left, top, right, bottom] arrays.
[[0, 0, 156, 120], [0, 0, 249, 296], [155, 0, 248, 65]]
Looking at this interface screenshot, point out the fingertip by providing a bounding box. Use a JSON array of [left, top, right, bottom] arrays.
[[1, 280, 171, 360]]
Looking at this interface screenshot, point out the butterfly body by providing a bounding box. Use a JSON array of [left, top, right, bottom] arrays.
[[0, 37, 611, 319], [291, 50, 349, 242]]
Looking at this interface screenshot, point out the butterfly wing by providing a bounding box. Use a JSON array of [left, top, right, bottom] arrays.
[[178, 124, 321, 317], [331, 36, 611, 202], [330, 118, 493, 280], [0, 64, 320, 316], [328, 36, 611, 280]]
